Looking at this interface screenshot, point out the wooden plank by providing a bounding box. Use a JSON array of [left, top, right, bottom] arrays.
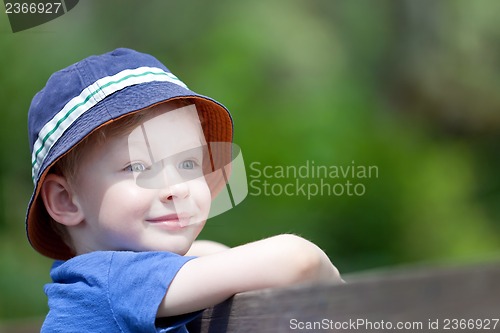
[[188, 262, 500, 332], [0, 318, 43, 333]]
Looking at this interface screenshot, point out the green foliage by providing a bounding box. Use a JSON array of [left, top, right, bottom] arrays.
[[1, 0, 499, 320]]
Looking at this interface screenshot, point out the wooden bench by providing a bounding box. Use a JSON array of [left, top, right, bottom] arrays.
[[188, 261, 500, 332], [2, 261, 499, 332]]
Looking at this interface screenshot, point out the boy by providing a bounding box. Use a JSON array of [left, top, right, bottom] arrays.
[[26, 48, 341, 332]]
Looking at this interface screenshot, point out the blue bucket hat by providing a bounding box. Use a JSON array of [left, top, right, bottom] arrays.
[[27, 48, 233, 260]]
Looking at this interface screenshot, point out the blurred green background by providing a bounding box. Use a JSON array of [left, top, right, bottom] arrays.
[[1, 0, 499, 321]]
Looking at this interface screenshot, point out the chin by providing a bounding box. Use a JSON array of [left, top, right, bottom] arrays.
[[155, 242, 192, 256], [168, 246, 190, 256]]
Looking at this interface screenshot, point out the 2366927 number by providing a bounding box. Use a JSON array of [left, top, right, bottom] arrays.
[[443, 318, 499, 330], [5, 2, 62, 14]]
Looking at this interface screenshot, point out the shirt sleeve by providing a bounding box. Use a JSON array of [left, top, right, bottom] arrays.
[[107, 251, 198, 332]]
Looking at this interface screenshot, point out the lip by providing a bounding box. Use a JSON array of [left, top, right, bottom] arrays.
[[146, 213, 192, 230]]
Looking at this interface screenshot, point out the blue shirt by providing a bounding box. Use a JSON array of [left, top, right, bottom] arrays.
[[42, 251, 200, 332]]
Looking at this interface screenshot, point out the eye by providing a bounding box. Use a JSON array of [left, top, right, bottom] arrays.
[[179, 160, 197, 170], [125, 162, 148, 172]]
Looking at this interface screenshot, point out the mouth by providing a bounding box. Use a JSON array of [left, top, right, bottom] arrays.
[[146, 213, 193, 230]]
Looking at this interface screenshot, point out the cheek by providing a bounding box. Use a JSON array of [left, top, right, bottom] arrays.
[[96, 182, 152, 220], [190, 179, 212, 213]]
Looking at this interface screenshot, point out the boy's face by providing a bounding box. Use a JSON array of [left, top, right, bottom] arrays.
[[71, 104, 211, 255]]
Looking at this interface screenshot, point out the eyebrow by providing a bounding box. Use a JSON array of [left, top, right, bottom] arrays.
[[126, 129, 206, 163]]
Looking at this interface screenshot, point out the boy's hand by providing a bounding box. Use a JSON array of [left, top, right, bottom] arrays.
[[158, 234, 341, 317]]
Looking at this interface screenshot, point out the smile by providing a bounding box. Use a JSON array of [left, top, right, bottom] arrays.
[[146, 213, 193, 230]]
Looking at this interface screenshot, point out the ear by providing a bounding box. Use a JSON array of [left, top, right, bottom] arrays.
[[41, 174, 84, 226]]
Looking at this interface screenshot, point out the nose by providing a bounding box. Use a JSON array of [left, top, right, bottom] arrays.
[[159, 181, 190, 202], [153, 161, 189, 201]]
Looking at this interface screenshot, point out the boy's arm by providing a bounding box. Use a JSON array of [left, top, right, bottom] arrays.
[[158, 234, 340, 317]]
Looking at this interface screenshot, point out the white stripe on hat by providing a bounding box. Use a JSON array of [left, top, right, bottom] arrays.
[[31, 66, 188, 182]]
